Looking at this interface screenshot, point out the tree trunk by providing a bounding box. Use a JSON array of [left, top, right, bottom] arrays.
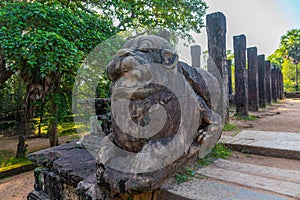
[[0, 46, 14, 88], [38, 101, 45, 137], [16, 79, 27, 158], [49, 72, 61, 147], [49, 119, 58, 147], [16, 120, 27, 158]]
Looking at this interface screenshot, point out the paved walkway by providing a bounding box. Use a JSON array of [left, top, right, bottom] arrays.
[[165, 99, 300, 199]]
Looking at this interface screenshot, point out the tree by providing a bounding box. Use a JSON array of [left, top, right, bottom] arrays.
[[0, 0, 208, 155], [269, 29, 300, 92], [34, 0, 208, 41], [0, 2, 116, 155], [279, 29, 300, 91]]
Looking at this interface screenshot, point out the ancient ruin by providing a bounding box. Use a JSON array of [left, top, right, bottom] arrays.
[[27, 35, 223, 200]]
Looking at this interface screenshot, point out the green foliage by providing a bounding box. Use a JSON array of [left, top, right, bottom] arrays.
[[31, 119, 85, 136], [0, 74, 25, 118], [282, 59, 299, 92], [244, 115, 258, 121], [226, 50, 235, 61], [93, 0, 208, 41], [235, 114, 258, 121], [0, 150, 15, 168], [0, 149, 32, 170], [176, 144, 231, 184], [210, 143, 232, 159], [0, 2, 115, 74], [222, 123, 238, 131], [280, 29, 300, 64], [4, 156, 32, 167], [269, 29, 300, 91], [33, 0, 208, 41], [226, 50, 235, 93], [197, 143, 232, 166], [175, 173, 190, 184]]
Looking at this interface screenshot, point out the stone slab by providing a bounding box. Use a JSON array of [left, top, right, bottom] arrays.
[[166, 178, 288, 200], [223, 130, 300, 160], [212, 159, 300, 184], [197, 160, 300, 198]]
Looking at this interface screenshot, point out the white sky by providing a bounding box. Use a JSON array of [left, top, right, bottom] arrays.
[[178, 0, 300, 64]]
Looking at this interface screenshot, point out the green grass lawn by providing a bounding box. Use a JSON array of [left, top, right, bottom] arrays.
[[0, 149, 32, 171], [0, 120, 86, 171], [32, 120, 88, 137]]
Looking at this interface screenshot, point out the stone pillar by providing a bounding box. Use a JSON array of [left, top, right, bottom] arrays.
[[279, 70, 284, 99], [276, 68, 281, 99], [234, 34, 248, 116], [227, 60, 233, 95], [271, 67, 278, 102], [206, 12, 228, 122], [247, 47, 259, 112], [278, 70, 281, 99], [258, 55, 266, 108], [265, 60, 272, 105], [191, 45, 201, 68]]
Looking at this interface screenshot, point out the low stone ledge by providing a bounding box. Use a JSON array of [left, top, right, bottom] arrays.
[[0, 163, 36, 179]]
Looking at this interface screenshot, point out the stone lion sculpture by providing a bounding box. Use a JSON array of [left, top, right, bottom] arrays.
[[96, 35, 223, 195]]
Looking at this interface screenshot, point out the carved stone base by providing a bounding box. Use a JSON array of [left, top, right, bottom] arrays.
[[27, 141, 196, 200]]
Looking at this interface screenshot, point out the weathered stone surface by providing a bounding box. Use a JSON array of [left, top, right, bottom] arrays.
[[265, 60, 272, 104], [234, 34, 248, 116], [197, 159, 300, 198], [28, 34, 223, 199], [190, 45, 201, 68], [276, 68, 281, 100], [227, 59, 233, 95], [247, 47, 259, 112], [165, 176, 287, 200], [27, 142, 190, 200], [223, 130, 300, 160], [27, 142, 97, 200], [272, 67, 278, 102], [279, 70, 284, 99], [258, 55, 266, 108], [103, 35, 222, 194], [206, 12, 228, 123], [77, 98, 111, 134]]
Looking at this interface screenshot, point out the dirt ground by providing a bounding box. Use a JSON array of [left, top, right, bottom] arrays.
[[0, 171, 33, 200], [0, 135, 79, 200], [0, 99, 299, 199], [0, 134, 78, 153], [224, 98, 300, 135]]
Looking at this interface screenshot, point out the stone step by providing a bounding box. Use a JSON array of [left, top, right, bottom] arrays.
[[222, 130, 300, 160], [165, 178, 289, 200], [196, 159, 300, 198], [212, 159, 300, 184]]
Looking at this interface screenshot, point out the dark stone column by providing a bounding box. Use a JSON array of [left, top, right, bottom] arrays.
[[234, 34, 248, 116], [227, 60, 233, 95], [265, 60, 272, 105], [191, 45, 201, 68], [206, 12, 228, 122], [278, 70, 281, 99], [276, 68, 281, 99], [247, 47, 259, 111], [279, 70, 284, 99], [258, 55, 266, 108], [271, 67, 278, 102]]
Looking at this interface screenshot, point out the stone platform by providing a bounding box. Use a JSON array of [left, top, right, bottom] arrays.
[[28, 140, 297, 200], [197, 159, 300, 199], [222, 130, 300, 160], [166, 177, 289, 200]]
